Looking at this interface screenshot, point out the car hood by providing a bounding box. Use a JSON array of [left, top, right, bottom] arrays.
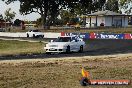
[[47, 42, 69, 46], [35, 32, 44, 34]]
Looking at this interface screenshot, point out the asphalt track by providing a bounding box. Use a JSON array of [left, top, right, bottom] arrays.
[[0, 37, 132, 60]]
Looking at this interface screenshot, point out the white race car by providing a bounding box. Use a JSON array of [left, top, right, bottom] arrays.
[[44, 36, 86, 54], [26, 29, 44, 38]]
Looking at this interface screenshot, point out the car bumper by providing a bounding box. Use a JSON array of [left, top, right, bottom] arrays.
[[44, 47, 66, 53], [35, 34, 44, 37]]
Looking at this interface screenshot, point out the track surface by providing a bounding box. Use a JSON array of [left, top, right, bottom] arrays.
[[0, 37, 132, 60]]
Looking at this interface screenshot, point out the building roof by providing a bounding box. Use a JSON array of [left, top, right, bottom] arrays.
[[86, 10, 129, 16], [91, 10, 121, 15]]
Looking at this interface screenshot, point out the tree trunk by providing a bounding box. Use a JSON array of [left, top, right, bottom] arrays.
[[41, 14, 45, 29], [41, 9, 50, 30]]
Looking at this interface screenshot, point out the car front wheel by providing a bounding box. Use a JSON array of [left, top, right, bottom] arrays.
[[46, 52, 51, 55], [27, 34, 29, 37], [66, 46, 70, 53], [79, 45, 83, 53], [33, 34, 35, 38]]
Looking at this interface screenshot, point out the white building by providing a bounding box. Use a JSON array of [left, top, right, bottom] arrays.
[[84, 10, 130, 28]]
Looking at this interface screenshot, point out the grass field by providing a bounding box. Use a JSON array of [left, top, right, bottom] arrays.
[[0, 39, 91, 56], [0, 40, 45, 56], [0, 55, 132, 88], [0, 39, 132, 88], [7, 27, 132, 33], [0, 39, 132, 56]]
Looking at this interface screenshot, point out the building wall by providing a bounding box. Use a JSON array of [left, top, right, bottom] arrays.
[[85, 17, 95, 27], [97, 17, 105, 26], [105, 16, 128, 27], [0, 22, 11, 28], [122, 16, 128, 27], [85, 16, 128, 27], [113, 16, 122, 27], [105, 16, 112, 26], [86, 16, 105, 27]]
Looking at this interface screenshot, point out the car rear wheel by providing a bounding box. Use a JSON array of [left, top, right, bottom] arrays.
[[41, 35, 44, 38], [33, 34, 35, 38], [66, 46, 70, 53], [79, 45, 83, 53], [27, 34, 29, 37]]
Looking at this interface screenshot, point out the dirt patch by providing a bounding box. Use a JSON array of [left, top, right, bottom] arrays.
[[0, 54, 132, 88], [0, 39, 132, 88]]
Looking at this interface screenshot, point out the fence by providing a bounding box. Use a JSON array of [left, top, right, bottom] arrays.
[[61, 32, 132, 39]]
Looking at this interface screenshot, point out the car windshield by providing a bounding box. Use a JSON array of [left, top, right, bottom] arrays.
[[54, 37, 71, 42], [33, 30, 39, 32]]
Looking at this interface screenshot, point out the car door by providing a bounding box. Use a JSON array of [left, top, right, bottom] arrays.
[[70, 37, 79, 51], [29, 30, 33, 37], [75, 38, 80, 51]]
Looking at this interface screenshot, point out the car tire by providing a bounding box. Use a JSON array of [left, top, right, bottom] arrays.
[[41, 35, 44, 38], [27, 34, 29, 37], [66, 46, 70, 53], [79, 45, 83, 53], [46, 52, 51, 55], [33, 34, 35, 38]]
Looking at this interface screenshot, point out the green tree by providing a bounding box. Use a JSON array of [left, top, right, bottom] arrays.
[[0, 14, 4, 20], [4, 8, 16, 22], [3, 0, 63, 29], [119, 0, 132, 14], [36, 18, 42, 27], [3, 0, 111, 28], [64, 0, 93, 15], [64, 0, 107, 15], [60, 10, 75, 24], [105, 0, 119, 12], [13, 19, 21, 26]]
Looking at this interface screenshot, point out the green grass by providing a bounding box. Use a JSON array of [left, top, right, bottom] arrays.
[[7, 27, 132, 33], [0, 58, 131, 88], [0, 40, 45, 56]]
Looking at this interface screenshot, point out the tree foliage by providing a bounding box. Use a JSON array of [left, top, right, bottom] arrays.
[[119, 0, 132, 14], [13, 19, 21, 26], [105, 0, 119, 12], [0, 14, 4, 20], [19, 0, 60, 28], [3, 0, 63, 29], [60, 10, 80, 25], [36, 18, 42, 27], [64, 0, 106, 15], [3, 0, 131, 28], [4, 8, 16, 22]]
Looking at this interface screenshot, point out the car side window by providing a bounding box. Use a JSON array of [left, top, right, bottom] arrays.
[[29, 30, 32, 32]]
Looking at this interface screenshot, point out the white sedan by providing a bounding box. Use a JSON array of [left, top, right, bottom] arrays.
[[26, 29, 44, 38], [44, 36, 86, 54]]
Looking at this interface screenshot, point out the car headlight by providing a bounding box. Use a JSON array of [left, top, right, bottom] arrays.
[[49, 45, 58, 47], [46, 44, 49, 47]]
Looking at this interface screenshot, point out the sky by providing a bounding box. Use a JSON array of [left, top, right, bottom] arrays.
[[0, 1, 40, 21]]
